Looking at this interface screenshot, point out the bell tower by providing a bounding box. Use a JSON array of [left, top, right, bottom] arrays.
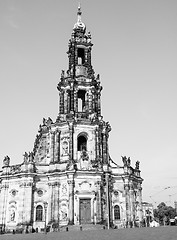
[[57, 6, 102, 121], [56, 6, 111, 171]]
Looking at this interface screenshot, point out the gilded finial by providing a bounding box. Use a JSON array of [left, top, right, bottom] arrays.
[[73, 3, 86, 32], [77, 2, 82, 21], [78, 2, 81, 13]]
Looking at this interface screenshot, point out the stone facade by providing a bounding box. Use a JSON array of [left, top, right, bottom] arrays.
[[0, 7, 143, 232]]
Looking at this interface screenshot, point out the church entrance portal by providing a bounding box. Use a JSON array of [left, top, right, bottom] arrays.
[[79, 199, 91, 224]]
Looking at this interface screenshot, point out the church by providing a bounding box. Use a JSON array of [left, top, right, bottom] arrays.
[[0, 6, 143, 232]]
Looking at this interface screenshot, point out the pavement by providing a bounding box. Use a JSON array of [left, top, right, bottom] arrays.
[[0, 226, 177, 240]]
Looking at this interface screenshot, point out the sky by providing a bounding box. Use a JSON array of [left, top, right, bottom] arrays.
[[0, 0, 177, 207]]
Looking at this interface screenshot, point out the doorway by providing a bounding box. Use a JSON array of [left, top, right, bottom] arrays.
[[80, 199, 91, 224]]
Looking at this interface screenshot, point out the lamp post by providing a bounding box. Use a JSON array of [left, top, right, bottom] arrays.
[[44, 202, 48, 234]]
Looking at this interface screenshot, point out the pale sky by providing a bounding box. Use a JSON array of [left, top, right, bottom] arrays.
[[0, 0, 177, 207]]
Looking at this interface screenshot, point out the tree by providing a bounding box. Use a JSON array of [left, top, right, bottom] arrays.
[[154, 202, 176, 225]]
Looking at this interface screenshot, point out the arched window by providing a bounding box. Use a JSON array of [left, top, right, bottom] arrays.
[[114, 205, 120, 220], [77, 135, 87, 151], [77, 90, 86, 112], [36, 205, 43, 221], [78, 48, 85, 65]]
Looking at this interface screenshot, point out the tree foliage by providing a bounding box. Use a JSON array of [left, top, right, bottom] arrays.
[[154, 202, 176, 225]]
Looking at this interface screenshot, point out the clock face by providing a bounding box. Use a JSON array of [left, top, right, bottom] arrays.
[[114, 191, 119, 197], [37, 189, 43, 197], [11, 190, 17, 197]]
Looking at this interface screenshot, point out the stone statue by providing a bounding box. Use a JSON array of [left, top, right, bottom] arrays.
[[66, 70, 70, 77], [62, 141, 69, 156], [10, 209, 15, 221], [43, 118, 47, 126], [3, 155, 10, 167], [127, 157, 131, 166], [38, 124, 42, 132], [80, 149, 89, 170], [47, 117, 53, 125], [135, 161, 140, 170], [23, 152, 29, 163], [81, 148, 89, 161], [121, 156, 131, 167], [61, 70, 65, 78], [121, 156, 127, 166], [106, 121, 111, 132], [28, 152, 34, 163]]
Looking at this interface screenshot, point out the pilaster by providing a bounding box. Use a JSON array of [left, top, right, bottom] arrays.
[[102, 131, 108, 165], [96, 181, 102, 222], [74, 88, 78, 112], [64, 90, 68, 114], [59, 90, 64, 114], [19, 181, 33, 224], [0, 183, 9, 229], [50, 131, 55, 164], [138, 186, 143, 221], [97, 91, 101, 116], [55, 130, 61, 163], [88, 89, 92, 113], [124, 184, 131, 226], [67, 179, 74, 224], [68, 122, 74, 168], [70, 82, 74, 112]]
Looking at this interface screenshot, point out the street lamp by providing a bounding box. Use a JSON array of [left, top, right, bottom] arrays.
[[44, 202, 48, 234]]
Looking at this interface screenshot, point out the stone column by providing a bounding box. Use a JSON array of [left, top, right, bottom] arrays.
[[70, 82, 74, 113], [97, 91, 101, 116], [52, 182, 60, 222], [138, 187, 143, 222], [74, 195, 79, 224], [74, 89, 78, 113], [67, 90, 71, 112], [96, 182, 102, 223], [64, 90, 68, 114], [92, 89, 95, 112], [129, 184, 135, 225], [59, 90, 64, 114], [51, 183, 55, 222], [24, 182, 33, 224], [88, 89, 92, 113], [85, 49, 88, 63], [102, 123, 111, 166], [19, 182, 28, 224], [85, 91, 89, 112], [50, 131, 55, 164], [0, 183, 9, 230], [102, 131, 108, 165], [55, 130, 61, 163], [57, 183, 60, 227], [67, 180, 74, 224], [95, 128, 99, 161], [98, 130, 102, 165], [124, 184, 131, 227], [47, 182, 53, 223], [68, 122, 74, 166], [87, 47, 91, 67]]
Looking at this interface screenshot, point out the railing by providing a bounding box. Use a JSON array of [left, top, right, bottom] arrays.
[[10, 164, 22, 174]]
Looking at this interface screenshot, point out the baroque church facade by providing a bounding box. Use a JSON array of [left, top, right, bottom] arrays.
[[0, 7, 143, 232]]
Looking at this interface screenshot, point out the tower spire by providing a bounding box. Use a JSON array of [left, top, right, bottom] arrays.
[[77, 3, 82, 24], [78, 3, 81, 16], [73, 3, 86, 32]]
